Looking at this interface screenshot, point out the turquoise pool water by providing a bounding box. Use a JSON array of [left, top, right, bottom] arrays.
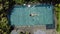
[[10, 4, 54, 26]]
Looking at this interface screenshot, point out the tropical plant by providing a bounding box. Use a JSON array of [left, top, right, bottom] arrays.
[[0, 3, 3, 11], [30, 0, 38, 2], [14, 0, 25, 5], [55, 4, 60, 32], [0, 0, 14, 34]]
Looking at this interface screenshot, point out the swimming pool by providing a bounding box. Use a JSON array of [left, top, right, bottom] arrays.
[[10, 4, 54, 26]]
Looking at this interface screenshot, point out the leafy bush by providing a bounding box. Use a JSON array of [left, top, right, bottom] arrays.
[[55, 4, 60, 32], [0, 0, 14, 34], [14, 0, 25, 4]]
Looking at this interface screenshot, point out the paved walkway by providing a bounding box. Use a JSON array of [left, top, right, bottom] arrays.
[[14, 25, 56, 34]]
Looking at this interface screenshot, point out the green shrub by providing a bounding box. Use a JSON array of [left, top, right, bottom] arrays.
[[55, 4, 60, 32], [14, 0, 25, 4], [0, 0, 14, 34]]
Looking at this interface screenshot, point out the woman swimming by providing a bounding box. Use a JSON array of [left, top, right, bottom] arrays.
[[30, 13, 38, 17]]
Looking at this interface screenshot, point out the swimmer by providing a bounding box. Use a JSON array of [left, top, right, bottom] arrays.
[[30, 13, 34, 17], [30, 13, 38, 17]]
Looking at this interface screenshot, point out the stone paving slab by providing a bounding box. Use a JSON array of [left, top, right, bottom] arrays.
[[14, 25, 56, 34]]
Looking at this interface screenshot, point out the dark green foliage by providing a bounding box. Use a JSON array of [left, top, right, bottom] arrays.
[[0, 0, 14, 34], [14, 0, 25, 5], [55, 4, 60, 32]]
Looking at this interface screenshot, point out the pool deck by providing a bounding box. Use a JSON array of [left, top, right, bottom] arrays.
[[15, 25, 56, 34]]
